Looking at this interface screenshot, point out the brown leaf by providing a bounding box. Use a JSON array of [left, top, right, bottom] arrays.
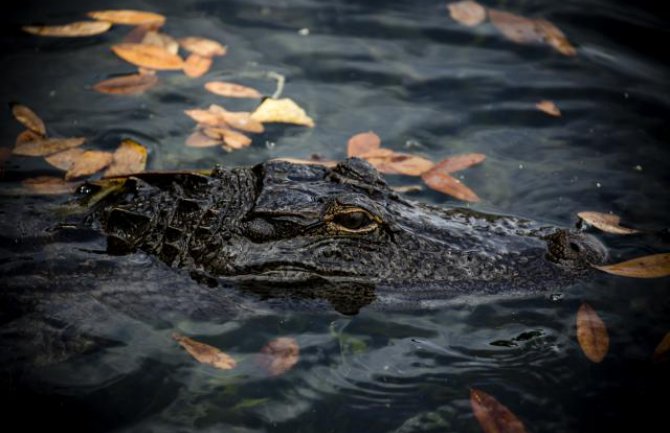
[[22, 176, 77, 195], [87, 10, 166, 27], [111, 43, 184, 70], [447, 1, 487, 27], [347, 131, 381, 157], [593, 253, 670, 279], [183, 54, 213, 78], [205, 81, 263, 98], [22, 21, 112, 37], [13, 137, 86, 157], [208, 105, 264, 133], [179, 37, 227, 57], [536, 100, 561, 117], [422, 169, 480, 202], [489, 10, 543, 44], [65, 150, 114, 180], [141, 30, 179, 55], [271, 157, 338, 168], [653, 332, 670, 362], [577, 211, 639, 235], [430, 153, 486, 174], [122, 25, 152, 43], [16, 130, 43, 145], [251, 98, 315, 127], [172, 332, 237, 370], [93, 73, 159, 95], [256, 337, 299, 377], [576, 302, 609, 363], [534, 19, 577, 56], [203, 127, 252, 150], [185, 130, 222, 148], [374, 153, 435, 176], [44, 148, 85, 170], [470, 388, 528, 433], [104, 139, 148, 177], [184, 108, 226, 127], [11, 103, 46, 136]]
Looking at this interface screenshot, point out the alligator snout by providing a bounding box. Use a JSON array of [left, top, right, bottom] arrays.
[[545, 230, 608, 268]]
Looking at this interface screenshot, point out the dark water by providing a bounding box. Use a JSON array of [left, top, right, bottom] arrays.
[[1, 1, 669, 432]]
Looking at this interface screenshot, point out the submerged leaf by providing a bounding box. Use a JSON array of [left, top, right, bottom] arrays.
[[185, 130, 222, 148], [44, 148, 85, 170], [13, 137, 86, 157], [251, 98, 315, 127], [173, 333, 237, 370], [256, 337, 299, 377], [489, 10, 575, 56], [11, 103, 46, 136], [347, 131, 381, 158], [111, 43, 184, 70], [93, 73, 158, 95], [447, 1, 487, 27], [22, 176, 76, 195], [88, 10, 166, 27], [534, 19, 577, 56], [183, 54, 213, 78], [536, 100, 561, 117], [208, 105, 265, 133], [594, 253, 670, 278], [422, 169, 480, 202], [22, 21, 112, 37], [470, 388, 528, 433], [431, 153, 486, 174], [104, 139, 148, 177], [65, 150, 114, 180], [577, 211, 639, 235], [205, 81, 262, 99], [653, 332, 670, 362], [203, 127, 252, 150], [179, 37, 227, 57], [576, 302, 609, 363]]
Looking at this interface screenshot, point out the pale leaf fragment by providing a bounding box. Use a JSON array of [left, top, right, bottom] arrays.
[[141, 31, 179, 55], [470, 388, 528, 433], [535, 19, 577, 56], [93, 73, 158, 95], [16, 130, 43, 146], [183, 54, 213, 78], [593, 253, 670, 279], [251, 98, 315, 127], [173, 333, 237, 370], [104, 139, 148, 177], [123, 25, 152, 43], [88, 10, 166, 27], [65, 150, 114, 180], [209, 105, 264, 133], [447, 1, 487, 27], [13, 137, 86, 157], [347, 131, 381, 157], [179, 37, 227, 57], [11, 104, 46, 136], [44, 148, 85, 170], [203, 127, 252, 150], [22, 21, 112, 37], [185, 131, 222, 148], [536, 100, 561, 117], [205, 81, 262, 98], [111, 43, 184, 70], [577, 211, 639, 235], [576, 302, 609, 363], [256, 337, 299, 377], [489, 9, 543, 44], [22, 176, 77, 195]]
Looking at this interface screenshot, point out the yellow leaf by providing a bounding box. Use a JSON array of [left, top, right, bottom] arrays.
[[13, 137, 86, 157], [576, 302, 609, 363], [22, 21, 112, 37], [536, 100, 561, 117], [87, 10, 166, 27], [205, 81, 262, 98], [593, 253, 670, 278], [93, 73, 159, 95], [11, 103, 46, 136], [65, 150, 114, 180], [447, 1, 487, 27], [173, 333, 237, 370], [577, 211, 639, 235], [251, 98, 315, 127], [104, 139, 148, 177], [183, 54, 213, 78], [470, 388, 528, 433], [111, 43, 184, 70], [179, 37, 227, 57]]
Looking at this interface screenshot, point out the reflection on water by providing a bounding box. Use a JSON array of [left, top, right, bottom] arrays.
[[1, 0, 669, 432]]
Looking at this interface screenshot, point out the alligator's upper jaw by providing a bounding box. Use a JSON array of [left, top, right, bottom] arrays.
[[544, 229, 608, 269]]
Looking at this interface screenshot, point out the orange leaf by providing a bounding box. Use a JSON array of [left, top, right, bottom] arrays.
[[16, 130, 43, 145], [593, 253, 670, 278], [347, 131, 381, 157], [430, 153, 486, 174], [111, 43, 184, 70], [87, 10, 166, 26], [256, 337, 299, 377], [447, 1, 487, 27], [576, 302, 609, 363], [185, 131, 221, 148], [22, 176, 76, 195], [184, 108, 227, 127], [104, 139, 148, 177], [141, 30, 179, 55], [375, 153, 434, 176], [44, 148, 85, 170], [489, 9, 543, 44], [205, 81, 262, 98], [653, 332, 670, 362], [65, 150, 114, 180], [22, 21, 111, 37], [11, 103, 46, 136], [203, 127, 252, 150], [209, 105, 264, 133], [535, 100, 561, 117], [183, 54, 213, 78], [179, 37, 227, 57], [173, 333, 237, 370], [534, 19, 576, 56], [93, 73, 158, 95], [577, 211, 639, 235], [422, 170, 480, 202], [13, 137, 86, 157], [122, 25, 152, 43], [470, 388, 528, 433]]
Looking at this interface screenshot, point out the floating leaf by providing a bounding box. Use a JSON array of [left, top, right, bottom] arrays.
[[653, 332, 670, 362], [251, 98, 315, 127], [172, 333, 237, 370], [44, 148, 85, 170], [431, 153, 486, 174], [203, 127, 252, 150], [122, 25, 152, 43], [88, 10, 166, 27], [22, 21, 112, 37], [447, 1, 487, 27], [179, 37, 227, 57], [111, 43, 184, 70], [534, 19, 576, 56], [577, 211, 639, 235], [576, 302, 609, 363], [272, 157, 337, 168], [16, 130, 43, 146], [205, 81, 263, 99], [141, 31, 179, 55], [65, 150, 114, 180], [347, 131, 381, 157], [373, 153, 435, 176], [470, 388, 528, 433], [183, 54, 213, 78], [184, 108, 226, 127], [104, 139, 148, 177], [11, 103, 46, 136], [185, 131, 221, 148], [256, 337, 299, 377], [422, 169, 480, 202], [593, 253, 670, 279], [208, 105, 264, 133], [22, 176, 76, 195], [93, 73, 158, 95], [536, 100, 561, 117], [13, 137, 86, 157], [489, 10, 575, 56]]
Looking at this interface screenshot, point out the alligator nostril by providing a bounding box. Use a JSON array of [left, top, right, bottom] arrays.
[[569, 242, 581, 253]]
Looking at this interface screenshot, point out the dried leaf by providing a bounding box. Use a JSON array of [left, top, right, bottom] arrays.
[[183, 54, 213, 78], [203, 127, 252, 150], [205, 81, 263, 99], [185, 130, 222, 148], [141, 31, 179, 55], [88, 10, 166, 27], [93, 73, 158, 95], [447, 1, 487, 27], [593, 253, 670, 279], [208, 105, 264, 133], [16, 130, 43, 145], [172, 333, 237, 370], [44, 148, 85, 170], [470, 388, 528, 433], [179, 37, 227, 57], [272, 157, 337, 168], [22, 21, 112, 37], [577, 211, 639, 235], [65, 150, 114, 180], [256, 337, 299, 377], [536, 100, 561, 117], [534, 19, 577, 56], [576, 302, 609, 363], [111, 43, 184, 70], [653, 332, 670, 362], [431, 153, 486, 174], [104, 139, 148, 177], [372, 153, 435, 176], [422, 169, 480, 202], [251, 98, 315, 127], [13, 137, 86, 157], [122, 25, 152, 43], [11, 103, 46, 136], [22, 176, 76, 195], [347, 131, 381, 157], [489, 10, 575, 56]]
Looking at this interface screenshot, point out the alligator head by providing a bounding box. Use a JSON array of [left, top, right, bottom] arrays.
[[87, 158, 606, 311]]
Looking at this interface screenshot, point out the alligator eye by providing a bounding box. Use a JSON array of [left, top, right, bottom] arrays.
[[328, 208, 379, 233]]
